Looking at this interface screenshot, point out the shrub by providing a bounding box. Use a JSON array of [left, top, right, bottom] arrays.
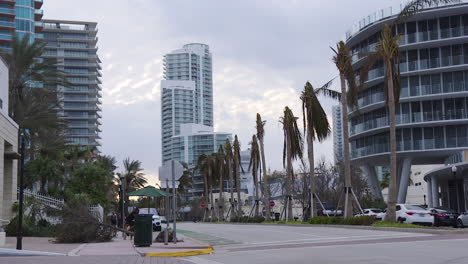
[[308, 216, 375, 226], [230, 216, 265, 223], [5, 216, 57, 237]]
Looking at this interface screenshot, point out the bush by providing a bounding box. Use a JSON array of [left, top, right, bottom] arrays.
[[5, 216, 57, 237], [308, 216, 375, 226], [230, 216, 265, 223]]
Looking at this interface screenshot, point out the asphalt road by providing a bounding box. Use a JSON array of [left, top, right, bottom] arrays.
[[178, 223, 468, 264]]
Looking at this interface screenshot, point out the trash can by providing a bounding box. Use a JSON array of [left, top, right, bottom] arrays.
[[134, 214, 153, 247], [274, 213, 280, 221]]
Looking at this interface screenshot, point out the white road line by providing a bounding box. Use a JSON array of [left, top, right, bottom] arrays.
[[182, 256, 225, 264]]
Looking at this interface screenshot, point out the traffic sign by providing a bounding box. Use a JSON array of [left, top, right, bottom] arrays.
[[200, 201, 207, 208], [159, 160, 184, 182], [269, 201, 275, 207]]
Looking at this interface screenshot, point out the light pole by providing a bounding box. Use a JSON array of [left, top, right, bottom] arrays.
[[452, 166, 461, 214], [16, 131, 25, 250]]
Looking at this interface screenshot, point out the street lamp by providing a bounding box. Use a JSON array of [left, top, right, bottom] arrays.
[[16, 131, 25, 250], [452, 166, 461, 214], [119, 174, 125, 228]]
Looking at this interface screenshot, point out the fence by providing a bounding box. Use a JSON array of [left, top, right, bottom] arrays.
[[88, 204, 104, 222], [19, 188, 64, 208]]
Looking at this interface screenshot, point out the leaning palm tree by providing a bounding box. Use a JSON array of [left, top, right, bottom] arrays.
[[358, 0, 458, 221], [256, 113, 270, 220], [300, 81, 340, 219], [249, 135, 262, 217], [280, 107, 303, 221], [233, 135, 243, 218], [224, 139, 235, 220]]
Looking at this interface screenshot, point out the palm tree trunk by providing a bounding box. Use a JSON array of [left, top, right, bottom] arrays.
[[286, 135, 293, 221], [228, 161, 234, 221], [219, 170, 224, 221], [259, 138, 270, 220], [254, 168, 259, 217], [306, 129, 316, 219], [385, 63, 398, 222], [235, 157, 242, 218], [340, 73, 353, 218]]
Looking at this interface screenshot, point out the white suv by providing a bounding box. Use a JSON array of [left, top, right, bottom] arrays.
[[395, 204, 434, 225]]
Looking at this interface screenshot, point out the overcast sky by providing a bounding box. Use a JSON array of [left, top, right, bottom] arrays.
[[44, 0, 406, 185]]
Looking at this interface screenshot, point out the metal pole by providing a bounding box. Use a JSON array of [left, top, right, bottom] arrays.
[[172, 160, 177, 244], [164, 178, 169, 245], [454, 171, 461, 214], [120, 176, 125, 229], [16, 134, 25, 250]]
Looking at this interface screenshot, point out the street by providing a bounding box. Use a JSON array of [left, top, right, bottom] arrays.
[[178, 223, 468, 264]]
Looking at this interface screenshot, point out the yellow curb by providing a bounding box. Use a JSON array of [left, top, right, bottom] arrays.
[[145, 246, 214, 257]]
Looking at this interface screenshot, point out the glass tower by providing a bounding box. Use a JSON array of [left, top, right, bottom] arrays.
[[42, 20, 102, 149], [0, 0, 44, 51]]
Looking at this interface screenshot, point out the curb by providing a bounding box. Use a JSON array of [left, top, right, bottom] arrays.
[[144, 246, 214, 257], [0, 248, 65, 257]]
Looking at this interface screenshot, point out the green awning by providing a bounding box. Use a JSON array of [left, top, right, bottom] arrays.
[[127, 186, 170, 197]]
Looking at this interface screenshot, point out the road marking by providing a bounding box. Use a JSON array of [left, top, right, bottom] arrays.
[[67, 244, 86, 256], [183, 256, 225, 264]]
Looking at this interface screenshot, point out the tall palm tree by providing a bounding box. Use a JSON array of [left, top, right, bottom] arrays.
[[358, 0, 458, 221], [332, 41, 360, 218], [197, 154, 215, 220], [224, 139, 235, 220], [122, 158, 147, 214], [280, 107, 303, 220], [300, 81, 340, 219], [256, 113, 270, 220], [214, 145, 226, 221], [233, 135, 242, 218], [249, 135, 261, 217]]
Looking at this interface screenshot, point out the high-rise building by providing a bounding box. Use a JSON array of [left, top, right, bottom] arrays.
[[160, 43, 231, 198], [346, 2, 468, 208], [42, 20, 102, 148], [0, 0, 44, 51], [332, 105, 343, 163]]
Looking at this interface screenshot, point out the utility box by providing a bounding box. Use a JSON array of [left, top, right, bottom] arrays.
[[134, 214, 153, 247]]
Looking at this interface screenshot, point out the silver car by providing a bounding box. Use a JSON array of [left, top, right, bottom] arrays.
[[457, 212, 468, 228]]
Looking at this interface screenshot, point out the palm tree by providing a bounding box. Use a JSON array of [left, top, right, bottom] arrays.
[[233, 135, 243, 218], [331, 41, 361, 218], [214, 145, 226, 221], [224, 139, 235, 220], [300, 81, 340, 219], [177, 162, 193, 196], [249, 135, 261, 217], [358, 0, 457, 221], [197, 154, 215, 220], [122, 158, 147, 214], [256, 113, 270, 220], [280, 107, 303, 221]]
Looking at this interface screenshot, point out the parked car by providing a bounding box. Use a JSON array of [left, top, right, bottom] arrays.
[[355, 208, 385, 220], [394, 204, 434, 225], [160, 216, 167, 224], [152, 215, 162, 231], [427, 207, 458, 227], [457, 211, 468, 228], [317, 203, 343, 216]]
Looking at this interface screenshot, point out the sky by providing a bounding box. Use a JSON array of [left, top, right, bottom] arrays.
[[44, 0, 406, 185]]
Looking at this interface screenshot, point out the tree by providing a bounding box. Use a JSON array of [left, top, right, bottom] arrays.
[[248, 135, 261, 217], [196, 154, 215, 220], [214, 145, 226, 220], [280, 107, 303, 220], [256, 113, 270, 220], [224, 139, 235, 220], [122, 158, 147, 214], [300, 81, 340, 219], [24, 155, 61, 194], [233, 135, 243, 218], [358, 0, 457, 222]]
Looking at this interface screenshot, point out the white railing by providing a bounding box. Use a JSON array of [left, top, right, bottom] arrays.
[[88, 204, 104, 222], [19, 189, 64, 208]]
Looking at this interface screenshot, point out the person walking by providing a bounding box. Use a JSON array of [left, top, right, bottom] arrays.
[[125, 208, 139, 240], [110, 212, 118, 237]]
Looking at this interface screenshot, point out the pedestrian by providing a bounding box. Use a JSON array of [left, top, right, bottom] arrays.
[[110, 212, 118, 237], [125, 208, 139, 240]]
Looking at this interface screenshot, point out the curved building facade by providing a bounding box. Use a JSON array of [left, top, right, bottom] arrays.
[[346, 3, 468, 202]]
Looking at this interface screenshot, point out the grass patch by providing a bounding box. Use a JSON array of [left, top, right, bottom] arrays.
[[262, 220, 307, 224], [372, 221, 434, 229]]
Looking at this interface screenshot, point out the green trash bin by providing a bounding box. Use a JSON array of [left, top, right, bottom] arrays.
[[134, 214, 153, 247]]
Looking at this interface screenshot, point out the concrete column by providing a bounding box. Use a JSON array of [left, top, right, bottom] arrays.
[[427, 177, 433, 208], [397, 158, 412, 203], [361, 164, 383, 200], [431, 176, 439, 207]]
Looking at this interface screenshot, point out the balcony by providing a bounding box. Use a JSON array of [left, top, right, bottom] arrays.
[[35, 0, 43, 9], [0, 33, 12, 42], [35, 21, 44, 33], [0, 7, 15, 17], [34, 9, 43, 20], [0, 21, 14, 29]]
